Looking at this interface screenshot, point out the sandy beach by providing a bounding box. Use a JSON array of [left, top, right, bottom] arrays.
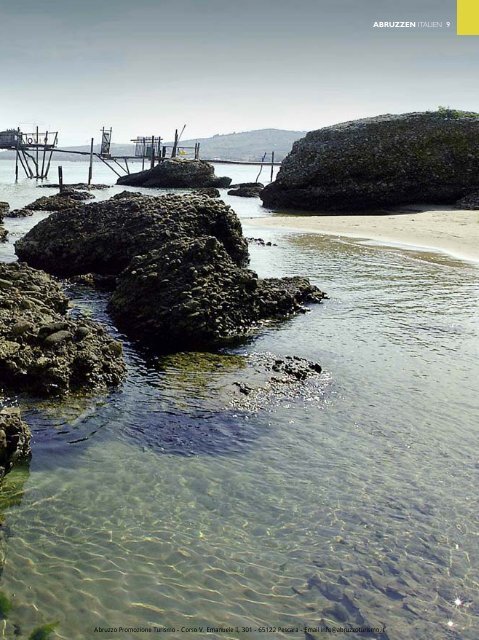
[[247, 205, 479, 263]]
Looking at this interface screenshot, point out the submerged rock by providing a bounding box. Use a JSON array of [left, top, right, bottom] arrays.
[[116, 158, 231, 188], [0, 262, 125, 396], [246, 237, 277, 247], [16, 193, 249, 276], [261, 110, 479, 211], [122, 351, 324, 456], [0, 407, 30, 480], [228, 182, 264, 198], [109, 236, 325, 350]]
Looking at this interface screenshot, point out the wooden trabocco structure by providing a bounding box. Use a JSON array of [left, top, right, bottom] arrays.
[[0, 128, 58, 179]]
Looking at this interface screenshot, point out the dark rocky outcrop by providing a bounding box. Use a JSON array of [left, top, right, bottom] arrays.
[[228, 182, 264, 198], [111, 190, 144, 200], [16, 193, 249, 276], [116, 159, 231, 188], [0, 407, 30, 480], [455, 191, 479, 209], [109, 236, 325, 350], [0, 202, 9, 216], [11, 189, 93, 218], [261, 110, 479, 211], [0, 262, 125, 396], [29, 189, 94, 210]]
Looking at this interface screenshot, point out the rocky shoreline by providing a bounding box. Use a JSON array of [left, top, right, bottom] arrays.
[[0, 187, 326, 478], [0, 262, 125, 397], [16, 191, 325, 349], [0, 261, 126, 479]]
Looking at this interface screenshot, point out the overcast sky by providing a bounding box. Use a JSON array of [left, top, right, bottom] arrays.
[[0, 0, 476, 144]]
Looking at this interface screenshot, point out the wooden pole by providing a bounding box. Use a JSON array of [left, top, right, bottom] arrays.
[[142, 137, 145, 171], [35, 126, 39, 178], [22, 151, 34, 178], [17, 151, 29, 178], [88, 137, 94, 185], [58, 166, 63, 192], [150, 135, 155, 169], [172, 129, 178, 158], [40, 131, 48, 179], [44, 132, 58, 179], [270, 151, 275, 182], [15, 145, 19, 182]]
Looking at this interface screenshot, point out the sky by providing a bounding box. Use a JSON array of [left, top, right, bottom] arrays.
[[0, 0, 477, 145]]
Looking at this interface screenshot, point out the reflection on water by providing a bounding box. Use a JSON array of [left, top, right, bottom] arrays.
[[0, 162, 478, 638]]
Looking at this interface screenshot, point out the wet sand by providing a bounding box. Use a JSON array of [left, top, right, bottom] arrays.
[[247, 205, 479, 263]]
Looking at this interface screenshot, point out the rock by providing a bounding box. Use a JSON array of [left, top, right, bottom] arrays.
[[261, 110, 479, 211], [455, 191, 479, 209], [0, 202, 9, 215], [246, 237, 277, 247], [227, 353, 323, 411], [111, 190, 144, 200], [0, 262, 125, 396], [16, 192, 249, 276], [16, 189, 93, 215], [116, 158, 232, 188], [37, 183, 109, 190], [4, 208, 34, 218], [230, 182, 264, 189], [0, 206, 6, 242], [192, 187, 221, 198], [0, 407, 30, 480], [228, 182, 264, 198], [108, 236, 325, 350], [68, 273, 118, 290], [118, 351, 324, 455]]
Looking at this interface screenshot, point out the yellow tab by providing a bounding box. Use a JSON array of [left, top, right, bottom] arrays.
[[457, 0, 479, 35]]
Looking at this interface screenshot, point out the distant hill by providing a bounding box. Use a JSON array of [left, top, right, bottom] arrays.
[[0, 129, 305, 163], [177, 129, 306, 161]]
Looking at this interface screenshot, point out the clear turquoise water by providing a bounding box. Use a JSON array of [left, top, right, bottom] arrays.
[[0, 159, 478, 639]]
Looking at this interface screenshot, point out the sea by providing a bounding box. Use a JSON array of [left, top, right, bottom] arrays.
[[0, 158, 478, 640]]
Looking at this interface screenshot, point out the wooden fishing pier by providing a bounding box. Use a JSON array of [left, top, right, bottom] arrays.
[[0, 128, 59, 180], [0, 124, 281, 183]]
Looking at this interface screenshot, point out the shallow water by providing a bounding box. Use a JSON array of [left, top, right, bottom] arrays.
[[0, 159, 478, 639]]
